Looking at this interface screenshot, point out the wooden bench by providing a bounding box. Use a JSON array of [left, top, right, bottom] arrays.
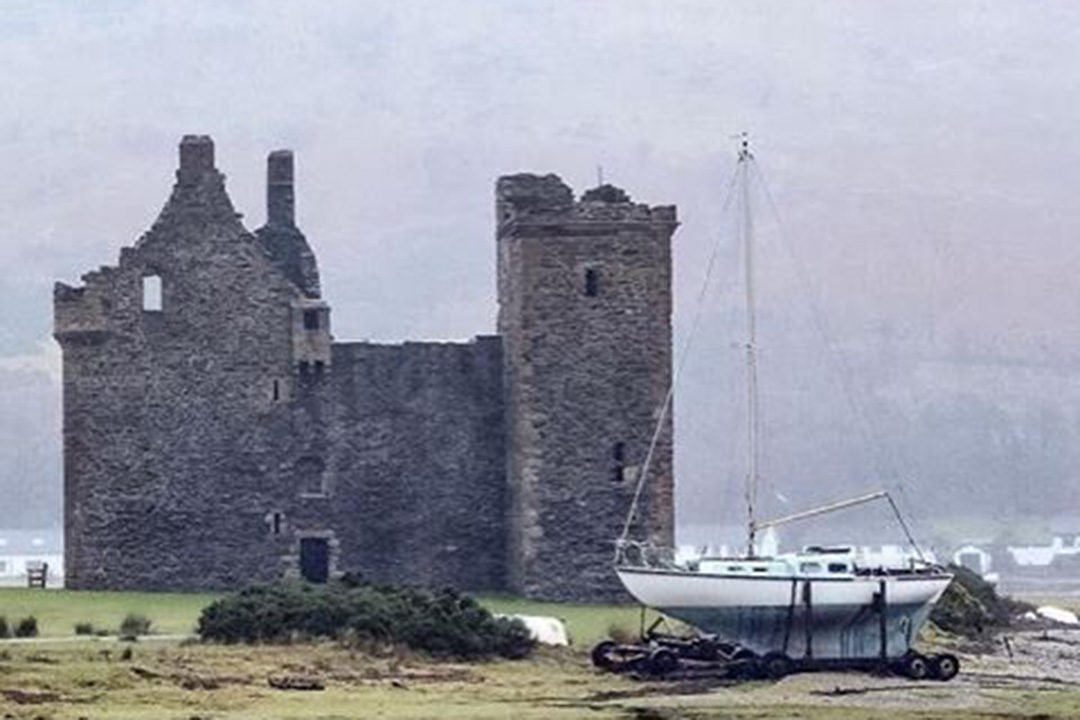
[[26, 562, 48, 589]]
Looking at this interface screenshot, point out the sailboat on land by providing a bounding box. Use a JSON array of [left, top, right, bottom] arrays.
[[614, 137, 953, 667]]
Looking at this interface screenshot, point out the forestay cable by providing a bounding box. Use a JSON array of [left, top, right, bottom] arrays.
[[617, 160, 742, 550], [748, 158, 926, 552]]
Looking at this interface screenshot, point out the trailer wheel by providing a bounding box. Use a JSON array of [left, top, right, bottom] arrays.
[[761, 651, 793, 680], [902, 653, 931, 680], [647, 648, 679, 675], [930, 653, 960, 681], [591, 640, 617, 669]]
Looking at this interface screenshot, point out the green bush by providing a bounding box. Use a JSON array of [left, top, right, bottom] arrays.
[[119, 613, 153, 639], [74, 622, 95, 636], [197, 582, 535, 660], [14, 616, 38, 638], [0, 616, 9, 639]]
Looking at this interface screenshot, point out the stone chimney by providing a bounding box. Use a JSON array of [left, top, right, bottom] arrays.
[[267, 150, 295, 226], [177, 135, 215, 184]]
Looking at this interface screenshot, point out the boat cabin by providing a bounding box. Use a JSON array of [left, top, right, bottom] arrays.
[[696, 547, 856, 578]]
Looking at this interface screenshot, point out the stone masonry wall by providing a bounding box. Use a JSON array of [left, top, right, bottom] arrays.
[[308, 338, 507, 589]]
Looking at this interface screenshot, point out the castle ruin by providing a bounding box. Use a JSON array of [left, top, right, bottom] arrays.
[[54, 136, 676, 601]]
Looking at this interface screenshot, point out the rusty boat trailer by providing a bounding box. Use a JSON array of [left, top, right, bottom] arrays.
[[592, 613, 961, 682]]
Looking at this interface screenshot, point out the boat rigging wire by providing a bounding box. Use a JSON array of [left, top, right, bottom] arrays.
[[618, 139, 930, 563], [754, 489, 926, 561], [748, 159, 928, 549], [616, 155, 744, 553]]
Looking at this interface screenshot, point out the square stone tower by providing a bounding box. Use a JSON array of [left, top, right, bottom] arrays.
[[497, 176, 677, 601]]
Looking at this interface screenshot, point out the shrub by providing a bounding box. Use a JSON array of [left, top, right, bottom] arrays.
[[0, 616, 9, 639], [198, 582, 535, 660], [74, 622, 95, 636], [14, 616, 38, 638], [119, 613, 152, 639], [931, 564, 1034, 637]]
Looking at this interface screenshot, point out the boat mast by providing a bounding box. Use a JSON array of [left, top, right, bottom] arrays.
[[739, 134, 760, 557]]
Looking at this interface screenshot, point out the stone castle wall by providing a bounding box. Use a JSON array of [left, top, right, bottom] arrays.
[[55, 137, 674, 599], [290, 338, 507, 590]]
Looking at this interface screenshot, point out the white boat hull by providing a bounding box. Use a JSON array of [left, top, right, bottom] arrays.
[[617, 567, 951, 659]]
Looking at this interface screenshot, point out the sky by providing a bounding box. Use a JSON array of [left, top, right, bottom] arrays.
[[3, 1, 1080, 543]]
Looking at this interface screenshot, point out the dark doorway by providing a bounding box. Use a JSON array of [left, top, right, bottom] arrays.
[[299, 538, 329, 583]]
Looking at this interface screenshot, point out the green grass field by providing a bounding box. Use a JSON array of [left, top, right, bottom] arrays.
[[0, 588, 659, 645], [0, 589, 218, 637]]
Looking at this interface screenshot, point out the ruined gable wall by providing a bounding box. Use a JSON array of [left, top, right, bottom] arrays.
[[55, 137, 308, 589]]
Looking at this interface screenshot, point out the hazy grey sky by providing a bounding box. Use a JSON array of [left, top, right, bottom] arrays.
[[3, 1, 1080, 536]]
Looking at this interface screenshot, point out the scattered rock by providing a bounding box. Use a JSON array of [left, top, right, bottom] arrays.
[[179, 675, 220, 691], [0, 689, 60, 704], [24, 654, 59, 665], [130, 665, 168, 680], [268, 675, 324, 691]]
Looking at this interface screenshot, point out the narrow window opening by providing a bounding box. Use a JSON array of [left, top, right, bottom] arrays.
[[299, 361, 310, 375], [272, 512, 283, 535], [584, 268, 600, 297], [612, 441, 627, 483], [303, 309, 320, 330], [314, 360, 325, 376], [272, 379, 281, 401], [142, 275, 162, 312]]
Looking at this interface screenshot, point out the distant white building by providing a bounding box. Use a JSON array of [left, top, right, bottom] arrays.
[[0, 530, 63, 587], [953, 544, 993, 574], [1008, 532, 1080, 567]]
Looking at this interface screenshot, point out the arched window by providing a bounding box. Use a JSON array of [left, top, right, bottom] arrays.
[[142, 275, 163, 311]]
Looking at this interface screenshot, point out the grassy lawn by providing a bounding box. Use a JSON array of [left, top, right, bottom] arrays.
[[0, 588, 658, 645], [0, 589, 219, 637]]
